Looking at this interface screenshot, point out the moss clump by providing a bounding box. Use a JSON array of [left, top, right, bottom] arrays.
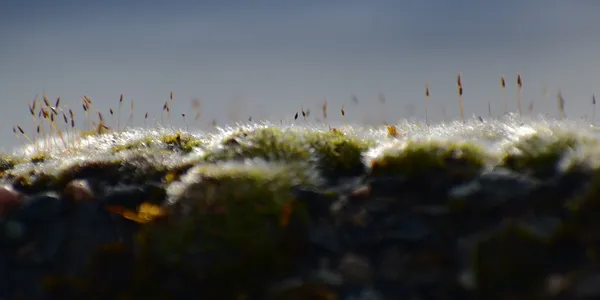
[[29, 152, 50, 164], [110, 132, 203, 154], [473, 220, 562, 299], [205, 127, 310, 163], [369, 141, 487, 180], [12, 155, 168, 193], [205, 127, 373, 180], [159, 132, 203, 153], [304, 130, 374, 178], [0, 154, 23, 173], [502, 134, 578, 179], [110, 139, 153, 153], [564, 171, 600, 261], [137, 162, 313, 298], [77, 123, 112, 138]]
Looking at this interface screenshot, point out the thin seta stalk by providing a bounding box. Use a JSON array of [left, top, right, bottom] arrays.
[[182, 113, 189, 131], [457, 73, 464, 123], [378, 92, 386, 125], [592, 94, 596, 125], [517, 73, 523, 118], [425, 81, 430, 125], [557, 90, 566, 119], [168, 91, 173, 128], [322, 99, 328, 123], [126, 99, 135, 129], [501, 75, 507, 114], [118, 94, 123, 132]]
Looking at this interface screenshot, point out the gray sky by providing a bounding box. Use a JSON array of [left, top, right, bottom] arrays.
[[1, 0, 599, 150]]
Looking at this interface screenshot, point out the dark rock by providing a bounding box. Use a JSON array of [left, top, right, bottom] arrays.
[[338, 253, 372, 285], [0, 184, 23, 218], [61, 201, 121, 277], [99, 183, 166, 209], [12, 192, 66, 223], [291, 185, 338, 220], [367, 176, 407, 198], [308, 221, 343, 254], [448, 168, 542, 213]]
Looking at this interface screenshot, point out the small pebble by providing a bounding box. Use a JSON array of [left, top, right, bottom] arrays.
[[339, 253, 372, 284], [15, 192, 64, 222], [0, 185, 22, 217], [64, 179, 94, 203], [4, 220, 25, 240], [348, 185, 370, 204]]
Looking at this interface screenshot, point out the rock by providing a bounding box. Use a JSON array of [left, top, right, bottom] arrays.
[[12, 192, 65, 223], [291, 185, 338, 221], [449, 168, 541, 213], [367, 176, 407, 198], [307, 258, 344, 286], [100, 183, 166, 209], [63, 179, 94, 203], [343, 287, 384, 300], [308, 221, 343, 254], [0, 184, 22, 218], [572, 272, 600, 298], [61, 201, 121, 276], [3, 220, 25, 240], [338, 253, 372, 285]]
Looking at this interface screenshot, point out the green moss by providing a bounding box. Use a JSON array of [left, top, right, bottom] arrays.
[[564, 171, 600, 260], [29, 152, 50, 163], [473, 220, 559, 299], [110, 139, 153, 153], [137, 163, 313, 297], [369, 141, 487, 180], [0, 154, 23, 173], [304, 130, 374, 178], [159, 132, 203, 153], [204, 127, 373, 179], [205, 127, 310, 162], [110, 132, 203, 154], [77, 123, 112, 138], [12, 155, 168, 193], [502, 134, 578, 179]]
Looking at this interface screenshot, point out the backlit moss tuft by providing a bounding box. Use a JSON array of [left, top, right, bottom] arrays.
[[369, 140, 487, 180], [204, 127, 310, 163], [137, 162, 314, 297], [304, 130, 374, 178], [159, 132, 203, 153], [12, 155, 168, 193], [502, 133, 578, 179]]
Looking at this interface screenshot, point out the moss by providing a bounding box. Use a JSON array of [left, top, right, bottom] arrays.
[[564, 171, 600, 260], [369, 141, 487, 180], [502, 134, 578, 179], [110, 139, 153, 153], [205, 127, 310, 163], [472, 220, 559, 299], [159, 132, 203, 153], [137, 163, 313, 298], [110, 132, 203, 154], [29, 152, 50, 163], [12, 155, 168, 193], [205, 127, 373, 179], [0, 154, 23, 173], [77, 122, 112, 138], [305, 130, 374, 178]]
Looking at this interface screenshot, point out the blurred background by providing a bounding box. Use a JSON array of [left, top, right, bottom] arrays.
[[1, 0, 599, 149]]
